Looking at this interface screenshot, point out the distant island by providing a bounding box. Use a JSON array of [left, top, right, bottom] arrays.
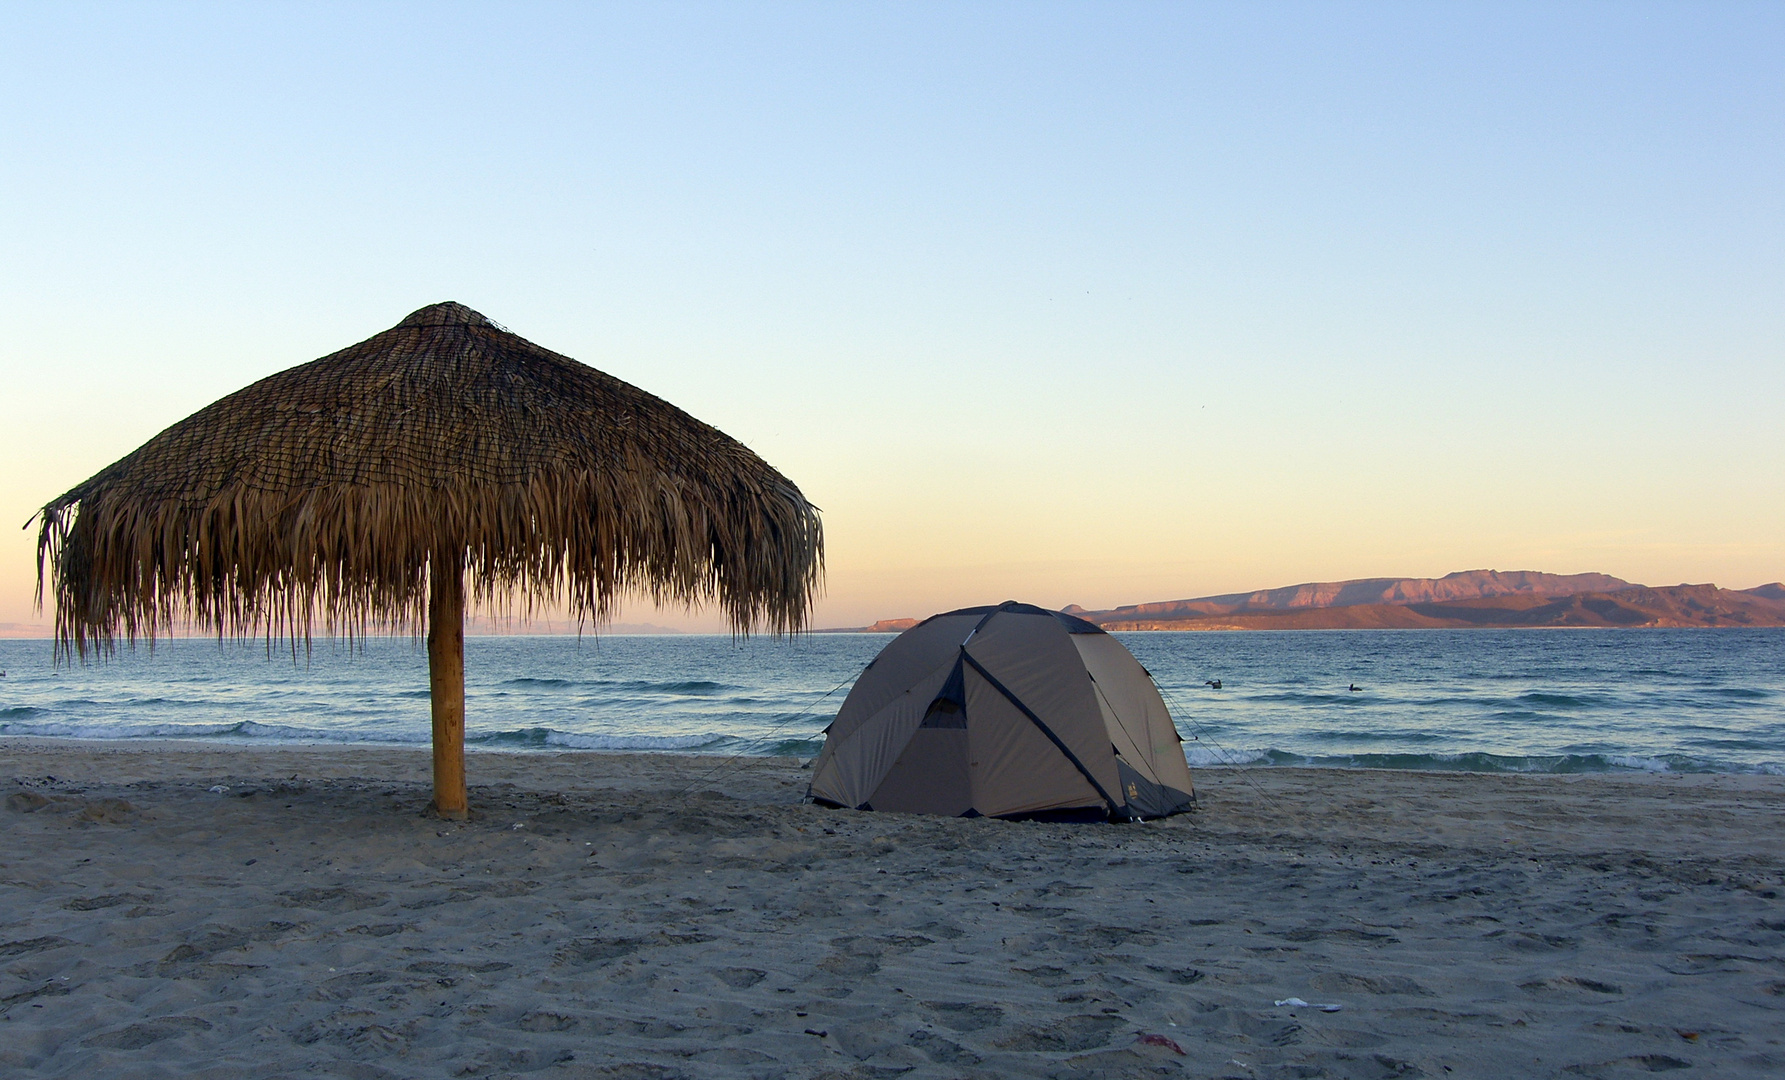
[[823, 570, 1785, 632]]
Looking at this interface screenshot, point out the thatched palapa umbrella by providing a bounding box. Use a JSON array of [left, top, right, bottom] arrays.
[[36, 302, 823, 818]]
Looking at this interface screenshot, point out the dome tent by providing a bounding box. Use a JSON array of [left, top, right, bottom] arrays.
[[809, 602, 1195, 821]]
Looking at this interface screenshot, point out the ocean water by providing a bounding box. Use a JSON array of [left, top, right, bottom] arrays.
[[0, 629, 1781, 775]]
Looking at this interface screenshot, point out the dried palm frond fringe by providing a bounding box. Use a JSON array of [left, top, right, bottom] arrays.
[[37, 302, 823, 659]]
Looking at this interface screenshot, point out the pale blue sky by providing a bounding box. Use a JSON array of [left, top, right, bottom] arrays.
[[1, 2, 1780, 630]]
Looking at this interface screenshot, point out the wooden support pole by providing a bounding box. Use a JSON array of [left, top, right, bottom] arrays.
[[428, 555, 467, 820]]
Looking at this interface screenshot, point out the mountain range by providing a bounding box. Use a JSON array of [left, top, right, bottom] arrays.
[[831, 570, 1785, 632]]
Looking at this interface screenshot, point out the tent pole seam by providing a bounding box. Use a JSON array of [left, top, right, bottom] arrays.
[[1090, 678, 1164, 786], [961, 650, 1121, 818]]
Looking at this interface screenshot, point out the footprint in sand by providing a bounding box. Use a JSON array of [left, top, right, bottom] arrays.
[[278, 886, 386, 913], [992, 1014, 1124, 1053], [923, 1000, 1005, 1032], [83, 1015, 212, 1050], [908, 1029, 982, 1066], [1520, 975, 1623, 996], [516, 1010, 579, 1032], [1311, 971, 1432, 996]]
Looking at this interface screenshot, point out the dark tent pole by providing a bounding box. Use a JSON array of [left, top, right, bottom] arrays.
[[428, 553, 467, 820]]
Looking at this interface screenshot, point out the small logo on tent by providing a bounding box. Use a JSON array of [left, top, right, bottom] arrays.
[[1127, 782, 1139, 799]]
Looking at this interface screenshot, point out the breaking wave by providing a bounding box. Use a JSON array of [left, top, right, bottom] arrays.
[[472, 728, 731, 752], [1182, 745, 1783, 775]]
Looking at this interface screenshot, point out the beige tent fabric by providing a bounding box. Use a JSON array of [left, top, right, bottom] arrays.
[[820, 614, 978, 749], [868, 727, 973, 816], [962, 665, 1104, 817], [1091, 685, 1158, 786], [808, 656, 956, 809], [963, 615, 1121, 802], [1072, 633, 1195, 795]]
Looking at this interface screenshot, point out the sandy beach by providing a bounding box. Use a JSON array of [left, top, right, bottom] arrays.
[[3, 740, 1782, 1079]]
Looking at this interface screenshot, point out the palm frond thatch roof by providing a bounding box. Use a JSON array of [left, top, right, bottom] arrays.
[[38, 302, 824, 656]]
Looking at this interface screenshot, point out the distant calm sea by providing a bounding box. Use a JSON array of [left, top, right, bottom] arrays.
[[1, 630, 1781, 775]]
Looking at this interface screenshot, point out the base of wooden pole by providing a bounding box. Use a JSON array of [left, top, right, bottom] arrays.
[[428, 556, 469, 820]]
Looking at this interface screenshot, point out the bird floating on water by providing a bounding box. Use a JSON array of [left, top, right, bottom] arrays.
[[1347, 684, 1362, 692], [1205, 679, 1222, 689]]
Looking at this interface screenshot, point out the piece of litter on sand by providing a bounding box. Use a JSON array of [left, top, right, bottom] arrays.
[[208, 785, 230, 794], [1274, 997, 1341, 1012], [1136, 1033, 1186, 1055]]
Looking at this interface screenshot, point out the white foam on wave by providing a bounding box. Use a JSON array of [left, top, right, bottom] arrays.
[[0, 718, 243, 740], [1604, 754, 1673, 773], [0, 716, 428, 745], [1183, 745, 1272, 767], [540, 730, 729, 751], [227, 720, 429, 744]]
